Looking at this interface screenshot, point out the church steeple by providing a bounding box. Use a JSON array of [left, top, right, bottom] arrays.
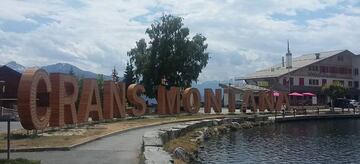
[[286, 40, 292, 68], [286, 40, 292, 56], [287, 40, 290, 54]]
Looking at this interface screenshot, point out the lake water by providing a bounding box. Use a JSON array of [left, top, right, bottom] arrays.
[[198, 119, 360, 163]]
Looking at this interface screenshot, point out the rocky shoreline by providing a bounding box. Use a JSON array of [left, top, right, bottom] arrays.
[[141, 115, 274, 164]]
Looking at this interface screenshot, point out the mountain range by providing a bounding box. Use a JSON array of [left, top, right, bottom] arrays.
[[4, 61, 227, 98], [5, 61, 112, 79]]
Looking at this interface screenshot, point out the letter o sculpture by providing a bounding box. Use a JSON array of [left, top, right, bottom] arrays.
[[18, 69, 52, 130], [183, 88, 201, 114]]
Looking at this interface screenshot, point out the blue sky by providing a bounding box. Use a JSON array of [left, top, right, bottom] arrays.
[[1, 0, 360, 82]]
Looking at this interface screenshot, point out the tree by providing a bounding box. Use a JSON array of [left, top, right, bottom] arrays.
[[112, 66, 120, 82], [123, 61, 136, 89], [128, 14, 209, 98], [322, 82, 348, 111]]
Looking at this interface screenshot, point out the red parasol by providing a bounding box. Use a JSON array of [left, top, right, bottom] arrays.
[[302, 92, 316, 96], [288, 92, 304, 96]]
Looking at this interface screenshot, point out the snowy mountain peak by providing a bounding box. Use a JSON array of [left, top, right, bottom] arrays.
[[5, 61, 26, 73]]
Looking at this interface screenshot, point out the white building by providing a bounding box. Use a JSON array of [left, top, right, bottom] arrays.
[[237, 49, 360, 105]]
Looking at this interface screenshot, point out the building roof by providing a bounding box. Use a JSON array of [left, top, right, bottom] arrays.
[[219, 83, 268, 91], [238, 49, 347, 80]]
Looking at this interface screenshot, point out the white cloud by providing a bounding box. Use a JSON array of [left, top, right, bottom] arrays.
[[0, 0, 359, 82]]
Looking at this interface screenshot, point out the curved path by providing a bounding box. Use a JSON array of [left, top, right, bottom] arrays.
[[0, 123, 180, 164]]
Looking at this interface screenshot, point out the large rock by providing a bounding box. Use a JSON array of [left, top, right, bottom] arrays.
[[198, 119, 215, 127], [240, 121, 254, 129], [173, 147, 190, 163], [158, 130, 170, 144], [183, 121, 202, 129], [171, 124, 191, 136], [167, 128, 182, 140], [144, 146, 172, 164], [228, 122, 241, 131], [202, 127, 212, 140], [143, 131, 163, 147]]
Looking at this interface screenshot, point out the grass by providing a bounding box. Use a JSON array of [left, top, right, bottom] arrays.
[[163, 127, 204, 153], [0, 158, 40, 164], [0, 114, 227, 149]]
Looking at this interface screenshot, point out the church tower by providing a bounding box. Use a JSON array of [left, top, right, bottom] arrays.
[[286, 40, 292, 69]]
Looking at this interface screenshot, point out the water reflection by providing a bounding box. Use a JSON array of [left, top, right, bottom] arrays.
[[198, 119, 360, 163]]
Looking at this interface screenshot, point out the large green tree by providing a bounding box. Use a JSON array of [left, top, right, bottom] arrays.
[[112, 66, 120, 82], [321, 82, 348, 110], [123, 61, 137, 88], [128, 14, 209, 98]]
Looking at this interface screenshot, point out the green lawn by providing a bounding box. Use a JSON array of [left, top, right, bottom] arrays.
[[0, 158, 40, 164]]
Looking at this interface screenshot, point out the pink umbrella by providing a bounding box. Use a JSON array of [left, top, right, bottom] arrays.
[[273, 91, 280, 97], [302, 92, 315, 96], [288, 92, 304, 96]]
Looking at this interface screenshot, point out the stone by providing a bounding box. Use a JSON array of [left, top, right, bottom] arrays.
[[195, 131, 204, 143], [212, 120, 219, 126], [231, 117, 245, 124], [173, 147, 190, 163], [158, 130, 170, 144], [240, 121, 254, 129], [183, 121, 202, 129], [222, 118, 233, 124], [167, 128, 182, 140], [202, 127, 212, 140], [143, 146, 172, 164], [229, 122, 241, 131], [143, 131, 163, 147], [171, 124, 193, 137]]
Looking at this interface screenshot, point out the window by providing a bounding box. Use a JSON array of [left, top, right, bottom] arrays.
[[299, 78, 304, 86], [308, 66, 319, 71], [355, 68, 359, 76], [354, 81, 359, 88], [290, 77, 294, 86], [322, 79, 327, 86], [348, 81, 353, 87], [320, 66, 325, 73], [309, 79, 319, 86]]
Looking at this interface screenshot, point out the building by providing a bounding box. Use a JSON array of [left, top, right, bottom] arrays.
[[219, 83, 268, 107], [0, 65, 21, 108], [237, 46, 360, 105]]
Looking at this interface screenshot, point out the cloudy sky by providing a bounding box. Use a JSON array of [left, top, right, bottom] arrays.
[[1, 0, 360, 82]]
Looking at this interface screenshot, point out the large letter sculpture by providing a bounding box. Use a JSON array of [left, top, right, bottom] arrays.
[[157, 86, 180, 115], [49, 73, 78, 127], [275, 92, 290, 111], [183, 88, 201, 114], [18, 69, 52, 130], [258, 91, 274, 112], [204, 88, 222, 113], [241, 90, 257, 113], [77, 79, 104, 123], [224, 88, 236, 113], [127, 84, 146, 117], [103, 81, 126, 119]]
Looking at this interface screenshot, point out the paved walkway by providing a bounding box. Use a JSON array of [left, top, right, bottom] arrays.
[[0, 123, 180, 164], [0, 121, 22, 132]]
